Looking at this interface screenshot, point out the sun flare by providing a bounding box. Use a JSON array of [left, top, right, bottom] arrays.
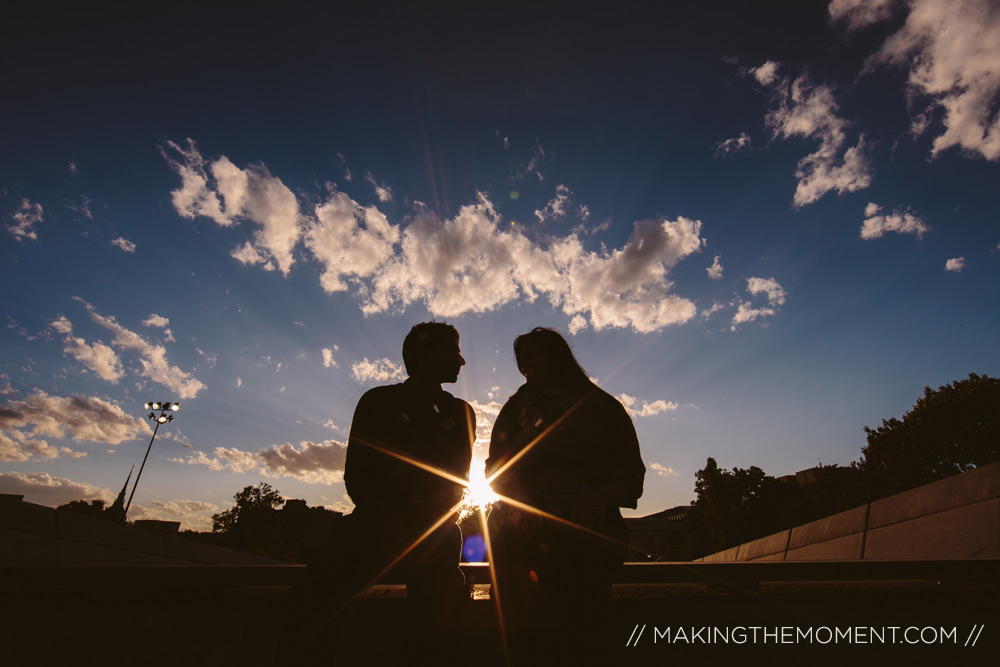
[[460, 456, 500, 515]]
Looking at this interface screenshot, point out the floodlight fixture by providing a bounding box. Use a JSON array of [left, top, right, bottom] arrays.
[[124, 400, 180, 521]]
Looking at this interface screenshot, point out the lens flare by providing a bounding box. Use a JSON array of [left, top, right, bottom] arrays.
[[459, 455, 500, 517]]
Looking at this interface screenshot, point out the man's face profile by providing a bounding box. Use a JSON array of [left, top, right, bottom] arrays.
[[432, 336, 465, 384]]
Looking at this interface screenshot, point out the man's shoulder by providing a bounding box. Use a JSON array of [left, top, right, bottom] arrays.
[[437, 389, 474, 414], [359, 382, 407, 400]]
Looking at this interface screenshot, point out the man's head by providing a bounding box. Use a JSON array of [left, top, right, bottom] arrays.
[[402, 322, 465, 384]]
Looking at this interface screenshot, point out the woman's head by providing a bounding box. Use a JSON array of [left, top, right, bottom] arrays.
[[513, 327, 590, 386]]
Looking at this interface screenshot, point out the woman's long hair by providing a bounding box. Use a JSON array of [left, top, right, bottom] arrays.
[[513, 327, 592, 388]]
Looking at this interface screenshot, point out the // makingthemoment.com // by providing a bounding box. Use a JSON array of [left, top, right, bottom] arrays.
[[624, 625, 985, 647]]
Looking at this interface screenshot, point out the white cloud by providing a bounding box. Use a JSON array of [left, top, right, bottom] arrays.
[[617, 393, 679, 418], [142, 314, 170, 328], [535, 184, 588, 223], [80, 301, 205, 399], [731, 277, 787, 330], [701, 301, 724, 319], [714, 132, 752, 157], [67, 195, 93, 220], [323, 419, 338, 430], [163, 144, 707, 334], [159, 139, 232, 226], [860, 203, 929, 239], [365, 171, 393, 202], [945, 257, 965, 272], [747, 276, 787, 306], [321, 347, 337, 368], [649, 462, 679, 477], [366, 195, 704, 333], [751, 60, 781, 86], [236, 377, 243, 388], [751, 63, 873, 207], [172, 441, 347, 486], [305, 191, 399, 293], [162, 430, 193, 449], [864, 0, 1000, 160], [111, 237, 136, 253], [568, 314, 588, 335], [162, 139, 303, 274], [828, 0, 897, 30], [171, 446, 260, 474], [1, 390, 149, 461], [257, 440, 348, 484], [468, 399, 504, 450], [8, 199, 43, 241], [527, 143, 545, 181], [0, 471, 112, 507], [50, 316, 124, 383], [351, 357, 406, 383], [707, 255, 724, 280]]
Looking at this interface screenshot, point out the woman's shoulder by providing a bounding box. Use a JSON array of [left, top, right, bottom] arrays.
[[586, 385, 632, 416]]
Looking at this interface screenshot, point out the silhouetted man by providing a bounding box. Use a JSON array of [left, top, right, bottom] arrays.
[[343, 321, 474, 620], [285, 323, 474, 664]]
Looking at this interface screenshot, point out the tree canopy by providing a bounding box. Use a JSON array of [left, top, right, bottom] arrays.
[[204, 482, 344, 562], [858, 373, 1000, 497], [57, 498, 109, 519], [211, 481, 285, 533]]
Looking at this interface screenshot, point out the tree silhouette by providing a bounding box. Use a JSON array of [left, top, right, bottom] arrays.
[[57, 498, 111, 519], [212, 482, 285, 533], [205, 483, 344, 562], [687, 458, 798, 553], [858, 373, 1000, 498]]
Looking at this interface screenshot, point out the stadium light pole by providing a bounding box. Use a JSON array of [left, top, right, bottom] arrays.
[[123, 401, 179, 521]]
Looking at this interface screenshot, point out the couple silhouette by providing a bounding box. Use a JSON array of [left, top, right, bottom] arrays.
[[291, 322, 645, 665]]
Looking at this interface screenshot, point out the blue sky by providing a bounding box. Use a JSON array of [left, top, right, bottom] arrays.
[[2, 1, 998, 531]]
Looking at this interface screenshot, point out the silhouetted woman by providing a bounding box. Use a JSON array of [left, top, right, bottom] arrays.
[[485, 327, 645, 661]]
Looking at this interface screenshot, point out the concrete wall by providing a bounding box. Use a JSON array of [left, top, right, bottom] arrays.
[[0, 496, 279, 566], [696, 461, 1000, 562]]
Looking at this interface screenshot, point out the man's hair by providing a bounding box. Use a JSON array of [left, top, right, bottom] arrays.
[[402, 322, 459, 375]]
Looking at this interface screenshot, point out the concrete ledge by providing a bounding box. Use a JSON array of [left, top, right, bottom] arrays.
[[864, 498, 1000, 560], [0, 500, 56, 536], [0, 499, 282, 566], [164, 535, 236, 565], [59, 540, 169, 566], [6, 560, 999, 590], [786, 532, 864, 561], [0, 527, 58, 566], [789, 505, 867, 550], [698, 545, 739, 562], [869, 461, 1000, 528], [234, 550, 283, 565], [56, 510, 165, 556], [700, 464, 1000, 562], [737, 529, 789, 561]]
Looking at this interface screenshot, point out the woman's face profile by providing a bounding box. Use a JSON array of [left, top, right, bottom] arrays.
[[517, 339, 554, 384]]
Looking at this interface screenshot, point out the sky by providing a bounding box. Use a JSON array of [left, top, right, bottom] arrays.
[[2, 0, 998, 531]]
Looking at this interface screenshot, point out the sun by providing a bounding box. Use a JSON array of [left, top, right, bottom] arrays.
[[460, 455, 500, 516]]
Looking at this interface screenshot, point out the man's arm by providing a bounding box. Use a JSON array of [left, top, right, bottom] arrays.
[[344, 388, 392, 515]]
